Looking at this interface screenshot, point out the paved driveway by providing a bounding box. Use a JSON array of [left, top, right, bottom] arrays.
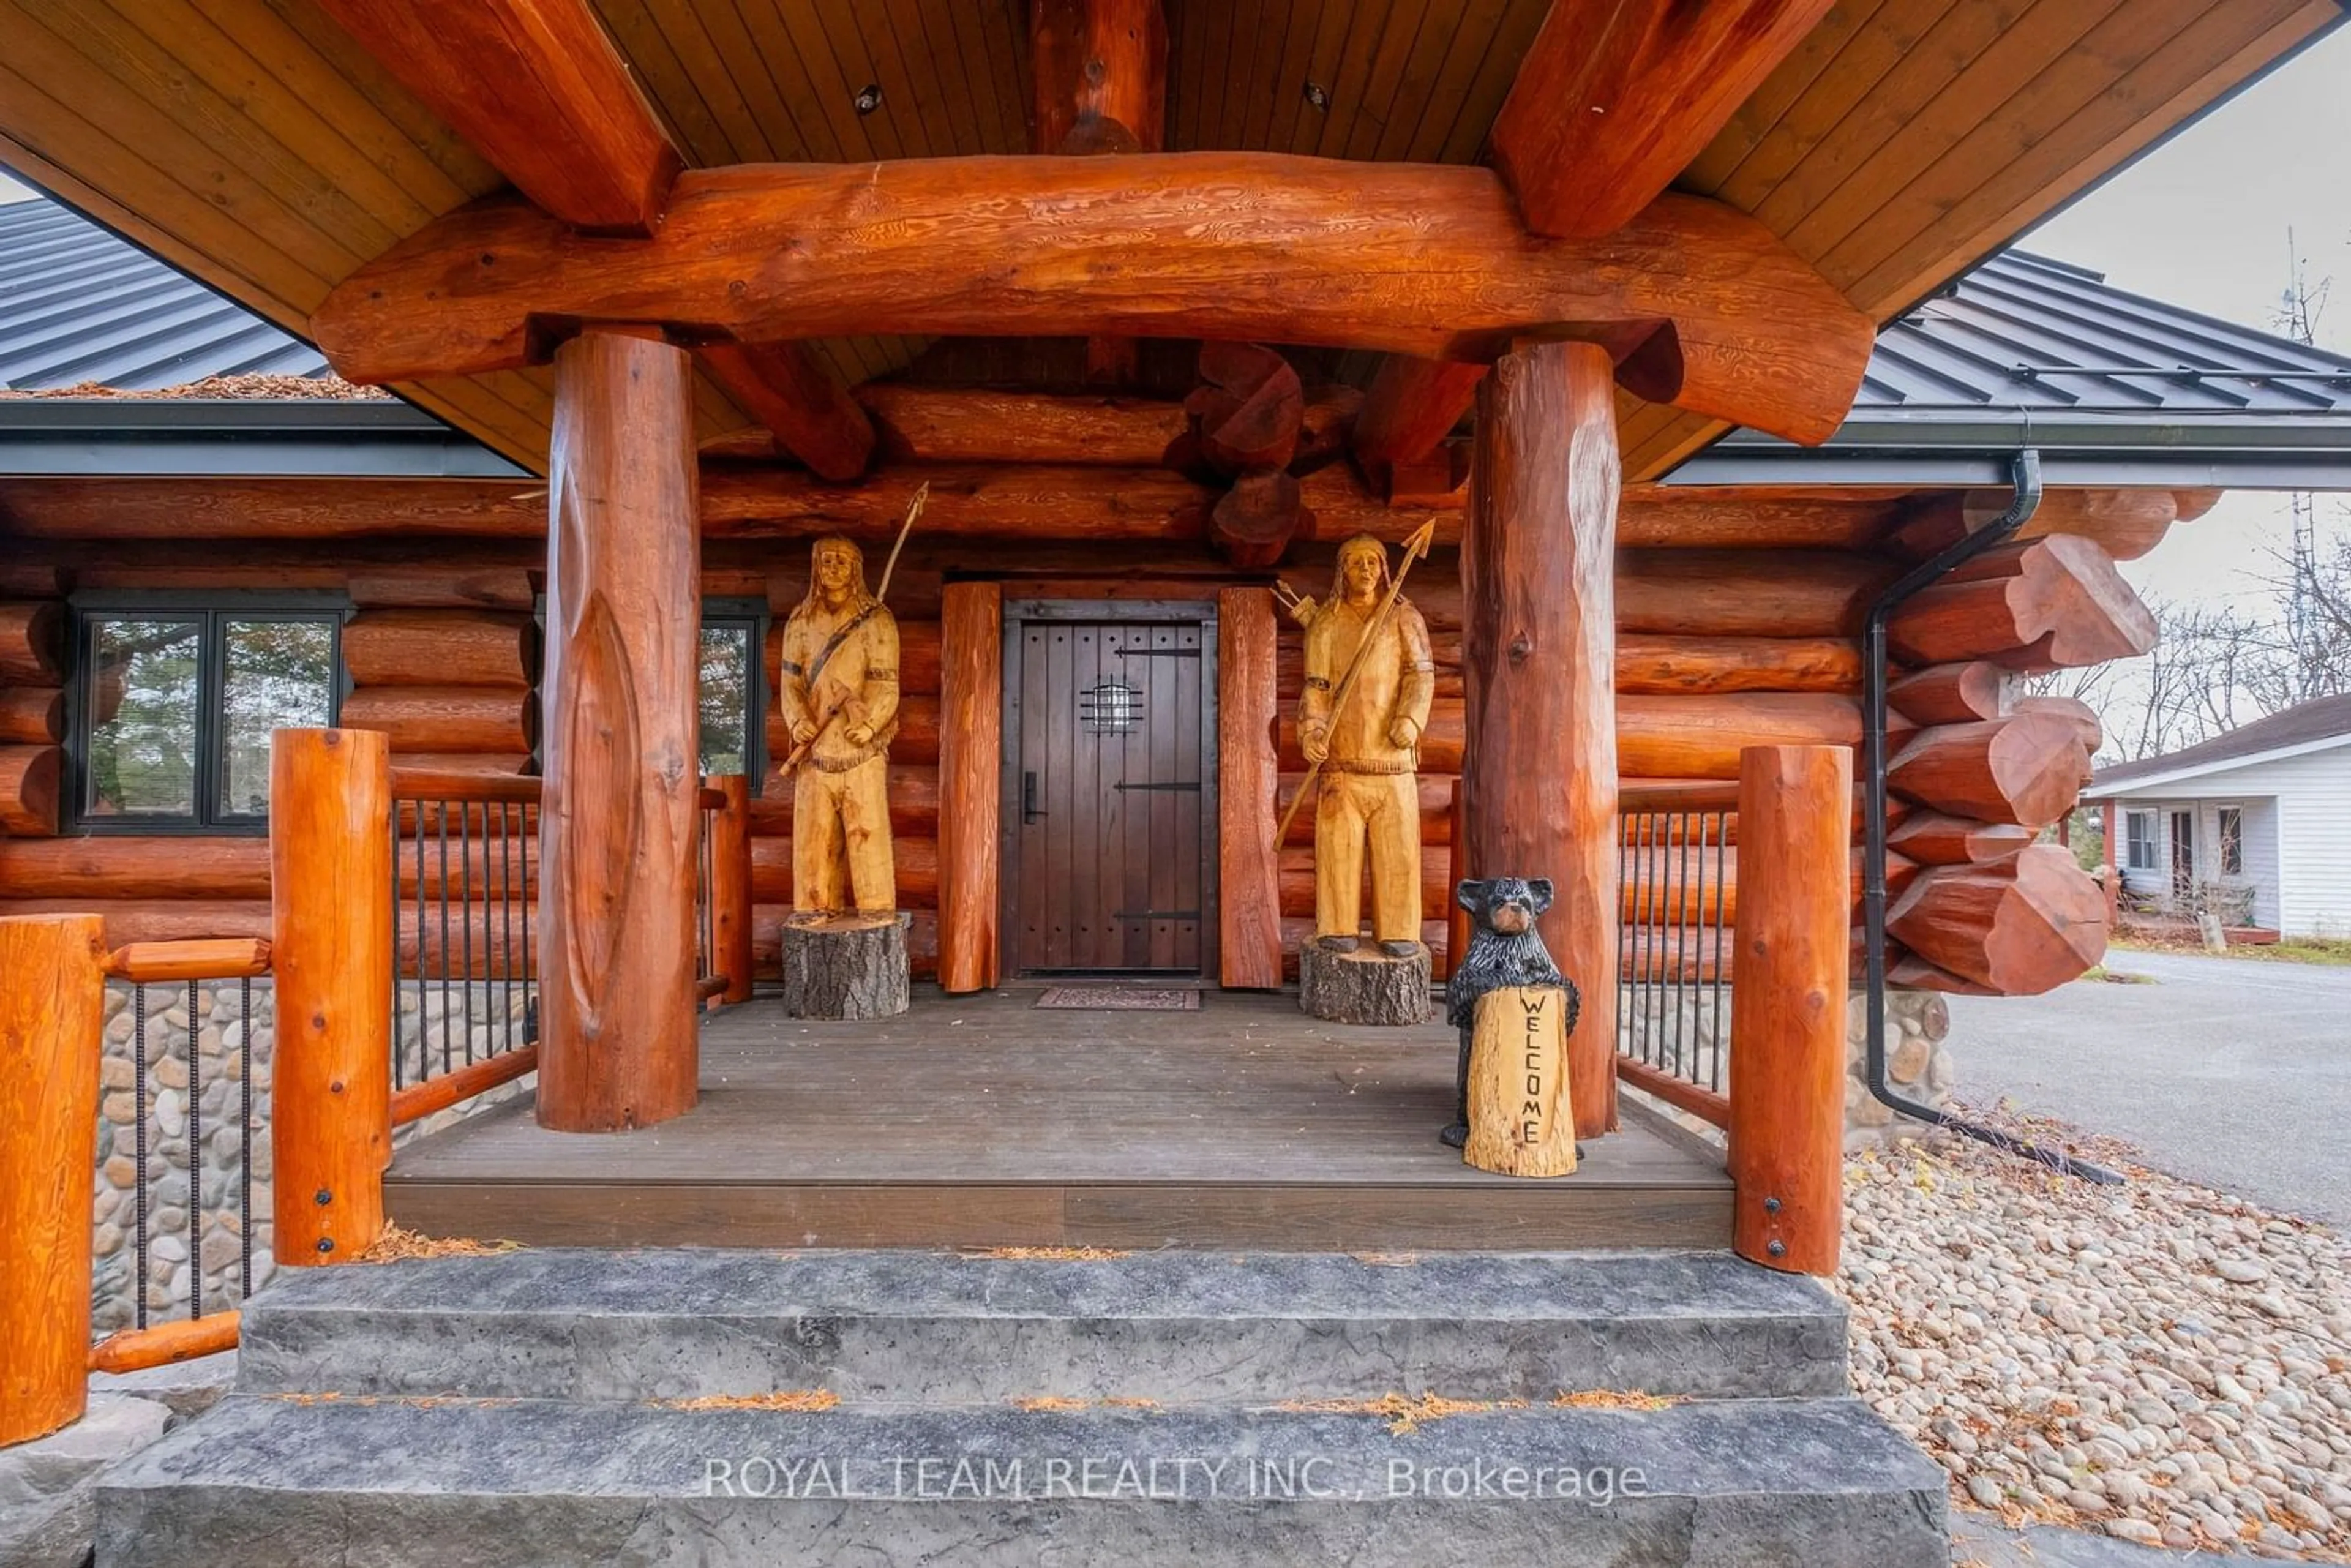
[[1945, 950, 2351, 1225]]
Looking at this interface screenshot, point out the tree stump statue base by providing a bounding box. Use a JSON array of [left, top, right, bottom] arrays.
[[1464, 984, 1578, 1178], [1299, 940, 1433, 1026], [781, 913, 910, 1020]]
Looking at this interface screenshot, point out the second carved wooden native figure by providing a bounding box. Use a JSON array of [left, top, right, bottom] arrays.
[[1300, 535, 1434, 956]]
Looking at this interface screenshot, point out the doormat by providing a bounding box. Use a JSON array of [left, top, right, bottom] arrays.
[[1033, 987, 1201, 1011]]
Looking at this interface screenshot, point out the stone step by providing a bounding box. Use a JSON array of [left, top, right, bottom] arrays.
[[97, 1393, 1948, 1567], [236, 1247, 1849, 1405]]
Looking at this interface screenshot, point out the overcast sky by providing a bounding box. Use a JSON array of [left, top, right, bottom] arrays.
[[4, 29, 2346, 621], [2017, 26, 2351, 616]]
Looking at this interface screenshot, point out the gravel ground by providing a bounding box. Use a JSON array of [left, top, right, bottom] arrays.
[[1837, 1103, 2351, 1561]]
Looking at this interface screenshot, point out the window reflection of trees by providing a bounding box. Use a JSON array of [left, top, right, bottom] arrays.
[[220, 620, 334, 814], [698, 623, 751, 778], [82, 613, 337, 824], [87, 620, 200, 816]]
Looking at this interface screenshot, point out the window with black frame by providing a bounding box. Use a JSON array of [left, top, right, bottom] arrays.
[[75, 608, 342, 831], [697, 604, 767, 783]]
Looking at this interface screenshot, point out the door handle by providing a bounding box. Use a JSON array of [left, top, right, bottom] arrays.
[[1023, 770, 1044, 823]]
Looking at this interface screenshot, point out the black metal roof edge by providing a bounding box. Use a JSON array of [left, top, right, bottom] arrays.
[[0, 398, 529, 479], [1668, 408, 2351, 490]]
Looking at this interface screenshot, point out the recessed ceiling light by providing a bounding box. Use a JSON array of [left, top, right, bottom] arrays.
[[854, 84, 883, 115], [1303, 81, 1330, 112]]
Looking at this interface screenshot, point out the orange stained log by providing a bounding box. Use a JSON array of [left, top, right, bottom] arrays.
[[708, 775, 755, 1005], [1352, 356, 1487, 493], [1217, 587, 1283, 989], [0, 913, 107, 1444], [311, 0, 680, 234], [269, 729, 394, 1264], [87, 1311, 241, 1376], [1490, 0, 1838, 240], [696, 340, 876, 484], [1446, 778, 1471, 982], [1464, 340, 1619, 1139], [938, 583, 1004, 995], [536, 329, 702, 1132], [310, 163, 1873, 448], [1727, 743, 1852, 1275]]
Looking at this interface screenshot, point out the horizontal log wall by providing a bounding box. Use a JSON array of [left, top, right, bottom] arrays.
[[0, 468, 2169, 994]]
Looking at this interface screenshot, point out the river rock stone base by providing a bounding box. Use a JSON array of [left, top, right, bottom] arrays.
[[100, 1248, 1946, 1567], [1299, 941, 1433, 1026], [1844, 989, 1954, 1152], [781, 914, 910, 1020]]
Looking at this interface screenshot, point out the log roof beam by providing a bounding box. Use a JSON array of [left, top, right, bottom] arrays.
[[1030, 0, 1168, 388], [1490, 0, 1840, 242], [313, 0, 873, 478], [312, 159, 1874, 447], [1346, 1, 1835, 484]]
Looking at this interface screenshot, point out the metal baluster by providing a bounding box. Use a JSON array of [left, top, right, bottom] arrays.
[[1616, 812, 1630, 1067], [239, 975, 253, 1303], [1711, 809, 1730, 1093], [436, 800, 452, 1076], [520, 803, 535, 1038], [497, 800, 513, 1055], [413, 811, 429, 1085], [1673, 813, 1692, 1081], [132, 984, 149, 1330], [459, 801, 476, 1065], [388, 802, 401, 1090], [1635, 816, 1655, 1067], [186, 977, 201, 1321]]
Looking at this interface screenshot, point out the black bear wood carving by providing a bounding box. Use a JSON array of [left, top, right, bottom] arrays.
[[1442, 877, 1578, 1149]]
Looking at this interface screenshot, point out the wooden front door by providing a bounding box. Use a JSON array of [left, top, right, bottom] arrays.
[[1002, 600, 1218, 975]]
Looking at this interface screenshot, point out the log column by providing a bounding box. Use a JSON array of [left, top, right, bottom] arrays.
[[939, 582, 1002, 994], [1463, 341, 1619, 1138], [0, 913, 105, 1445], [1728, 743, 1852, 1275], [270, 728, 392, 1262], [538, 328, 702, 1131]]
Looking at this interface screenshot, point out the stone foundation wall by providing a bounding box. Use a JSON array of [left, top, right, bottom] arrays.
[[91, 977, 533, 1334], [1843, 988, 1954, 1152]]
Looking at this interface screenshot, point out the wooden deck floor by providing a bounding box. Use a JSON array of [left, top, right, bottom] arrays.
[[385, 988, 1731, 1251]]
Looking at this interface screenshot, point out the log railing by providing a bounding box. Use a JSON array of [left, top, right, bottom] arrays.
[[387, 767, 542, 1125], [1, 732, 760, 1449], [1614, 748, 1851, 1274], [1616, 779, 1738, 1129], [1, 918, 264, 1446]]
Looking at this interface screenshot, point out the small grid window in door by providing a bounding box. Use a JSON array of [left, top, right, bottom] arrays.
[[1079, 679, 1145, 734]]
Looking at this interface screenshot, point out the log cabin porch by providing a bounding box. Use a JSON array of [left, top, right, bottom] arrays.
[[381, 985, 1733, 1252]]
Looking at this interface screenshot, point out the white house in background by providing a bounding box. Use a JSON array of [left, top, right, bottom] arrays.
[[2083, 693, 2351, 937]]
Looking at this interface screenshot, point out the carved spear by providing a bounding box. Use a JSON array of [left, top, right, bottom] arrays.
[[1271, 517, 1439, 853]]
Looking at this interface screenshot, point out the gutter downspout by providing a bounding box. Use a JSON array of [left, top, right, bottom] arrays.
[[1861, 447, 2124, 1183]]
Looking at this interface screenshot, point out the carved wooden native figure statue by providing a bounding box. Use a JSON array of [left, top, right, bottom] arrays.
[[1299, 534, 1436, 956], [778, 535, 899, 915]]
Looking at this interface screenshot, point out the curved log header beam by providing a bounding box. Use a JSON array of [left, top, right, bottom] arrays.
[[312, 155, 1874, 445]]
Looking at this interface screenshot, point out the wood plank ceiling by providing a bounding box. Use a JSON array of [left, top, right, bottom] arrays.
[[0, 0, 2339, 478]]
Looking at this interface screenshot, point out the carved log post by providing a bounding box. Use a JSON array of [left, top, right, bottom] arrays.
[[939, 582, 1002, 994], [1217, 587, 1283, 988], [538, 328, 701, 1132], [270, 727, 392, 1264], [1464, 340, 1618, 1138], [1728, 743, 1851, 1275], [0, 913, 105, 1446], [710, 775, 754, 1006]]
